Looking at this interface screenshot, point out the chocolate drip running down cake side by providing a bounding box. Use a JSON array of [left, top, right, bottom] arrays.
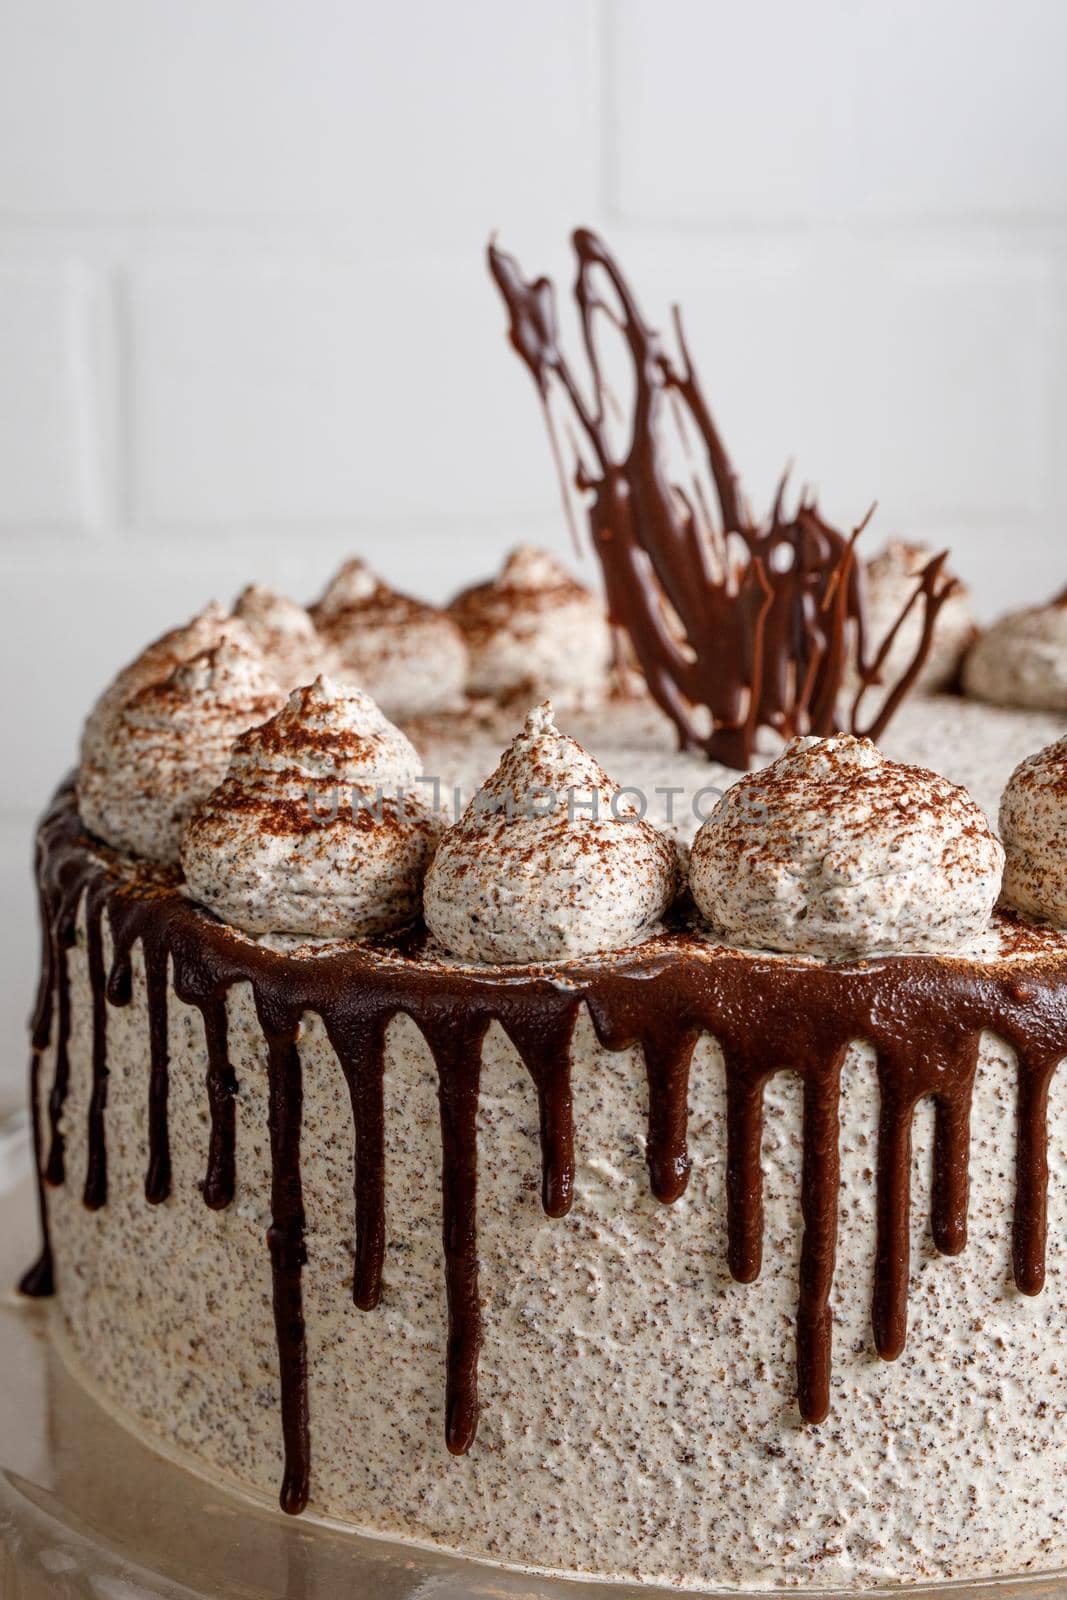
[[17, 230, 1067, 1592]]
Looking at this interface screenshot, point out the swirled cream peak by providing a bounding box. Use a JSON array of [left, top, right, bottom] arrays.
[[311, 557, 467, 719], [999, 735, 1067, 926], [313, 556, 379, 609], [181, 677, 437, 939], [963, 592, 1067, 712], [858, 541, 976, 693], [233, 583, 331, 691], [79, 601, 254, 762], [449, 545, 613, 706], [423, 701, 676, 964], [78, 634, 285, 864], [689, 735, 1003, 958]]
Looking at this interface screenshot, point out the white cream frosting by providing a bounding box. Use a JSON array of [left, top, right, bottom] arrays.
[[47, 950, 1067, 1591], [313, 556, 379, 609], [963, 595, 1067, 713], [40, 677, 1067, 1589], [78, 635, 285, 864], [856, 541, 975, 694], [232, 583, 331, 691], [181, 677, 438, 938], [689, 735, 1004, 958], [79, 601, 255, 763], [423, 702, 676, 964], [999, 735, 1067, 926], [311, 557, 468, 719], [448, 545, 613, 706]]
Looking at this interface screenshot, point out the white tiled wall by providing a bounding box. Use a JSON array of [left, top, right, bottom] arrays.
[[1, 0, 1065, 1096]]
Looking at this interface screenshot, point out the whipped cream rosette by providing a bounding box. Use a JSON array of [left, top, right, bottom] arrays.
[[1000, 734, 1067, 926], [963, 594, 1067, 713], [856, 541, 975, 693], [690, 735, 1004, 958], [78, 634, 285, 864], [181, 677, 438, 939], [233, 583, 332, 691], [449, 545, 613, 706], [311, 557, 467, 719], [423, 701, 676, 963], [79, 600, 255, 763]]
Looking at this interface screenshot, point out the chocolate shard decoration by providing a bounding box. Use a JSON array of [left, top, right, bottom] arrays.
[[489, 228, 958, 769]]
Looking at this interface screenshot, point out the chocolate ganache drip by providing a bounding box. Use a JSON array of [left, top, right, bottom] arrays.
[[22, 789, 1067, 1513], [488, 229, 957, 769]]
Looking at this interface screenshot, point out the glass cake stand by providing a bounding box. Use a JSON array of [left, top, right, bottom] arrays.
[[1, 1117, 1064, 1600]]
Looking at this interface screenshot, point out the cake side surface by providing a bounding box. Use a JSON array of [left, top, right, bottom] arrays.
[[29, 795, 1067, 1591]]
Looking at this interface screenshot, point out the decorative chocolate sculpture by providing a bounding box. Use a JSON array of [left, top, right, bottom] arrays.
[[489, 228, 956, 768]]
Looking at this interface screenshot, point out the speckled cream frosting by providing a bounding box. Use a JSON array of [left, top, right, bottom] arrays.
[[38, 910, 1067, 1590], [964, 595, 1067, 713], [689, 735, 1004, 958], [448, 545, 613, 706], [311, 558, 468, 719], [423, 702, 676, 963], [30, 692, 1067, 1591], [79, 601, 249, 763], [77, 634, 286, 864], [855, 541, 975, 693], [232, 583, 332, 691], [1001, 734, 1067, 926], [181, 677, 438, 939]]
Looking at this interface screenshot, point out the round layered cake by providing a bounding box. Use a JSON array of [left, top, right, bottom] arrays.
[[18, 555, 1067, 1592]]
